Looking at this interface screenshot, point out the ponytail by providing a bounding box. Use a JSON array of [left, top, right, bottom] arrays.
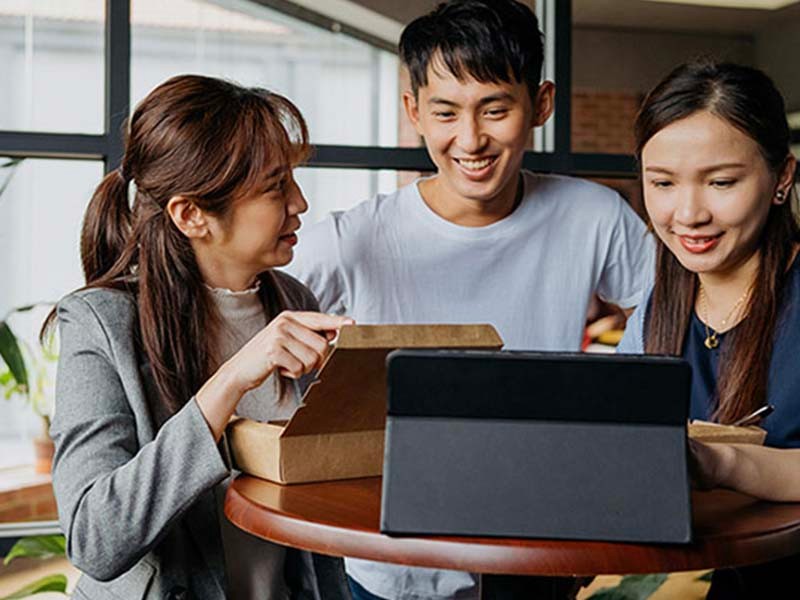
[[40, 168, 134, 344], [46, 75, 310, 419], [136, 198, 217, 419], [81, 169, 132, 283]]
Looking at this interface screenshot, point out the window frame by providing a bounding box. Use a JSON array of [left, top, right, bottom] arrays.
[[0, 0, 639, 178], [0, 0, 128, 170]]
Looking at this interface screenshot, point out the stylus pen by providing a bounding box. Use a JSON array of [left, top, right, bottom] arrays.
[[731, 404, 775, 427]]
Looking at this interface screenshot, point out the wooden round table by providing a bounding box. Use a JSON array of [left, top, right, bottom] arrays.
[[225, 475, 800, 595]]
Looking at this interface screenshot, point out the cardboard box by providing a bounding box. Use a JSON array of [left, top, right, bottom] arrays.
[[689, 420, 767, 445], [227, 324, 503, 484]]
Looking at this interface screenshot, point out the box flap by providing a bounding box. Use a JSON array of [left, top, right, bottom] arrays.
[[688, 420, 767, 445], [282, 324, 502, 437]]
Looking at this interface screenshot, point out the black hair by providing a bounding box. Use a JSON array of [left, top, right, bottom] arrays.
[[399, 0, 544, 101]]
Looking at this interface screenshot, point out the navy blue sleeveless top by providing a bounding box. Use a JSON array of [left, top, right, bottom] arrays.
[[682, 255, 800, 448]]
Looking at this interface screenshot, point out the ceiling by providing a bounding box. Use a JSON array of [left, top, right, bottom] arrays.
[[352, 0, 438, 24], [350, 0, 535, 26], [573, 0, 800, 34], [350, 0, 800, 35]]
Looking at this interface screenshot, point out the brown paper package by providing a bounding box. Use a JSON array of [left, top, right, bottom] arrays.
[[227, 324, 503, 484]]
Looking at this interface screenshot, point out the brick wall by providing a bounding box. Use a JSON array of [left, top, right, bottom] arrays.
[[572, 88, 643, 155], [0, 471, 57, 522], [572, 88, 646, 217]]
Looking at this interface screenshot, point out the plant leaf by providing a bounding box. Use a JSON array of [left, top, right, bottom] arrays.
[[0, 574, 68, 599], [3, 535, 66, 566], [0, 157, 24, 170], [589, 574, 668, 600], [0, 321, 28, 389], [40, 326, 59, 362], [11, 304, 37, 313]]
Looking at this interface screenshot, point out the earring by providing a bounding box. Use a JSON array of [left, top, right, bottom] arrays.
[[777, 190, 787, 202]]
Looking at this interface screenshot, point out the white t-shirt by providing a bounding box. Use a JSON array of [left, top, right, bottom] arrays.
[[285, 170, 654, 599]]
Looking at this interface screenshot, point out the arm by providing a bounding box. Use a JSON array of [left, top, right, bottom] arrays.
[[615, 297, 647, 354], [196, 310, 353, 440], [52, 295, 350, 580], [691, 440, 800, 501], [52, 295, 230, 581]]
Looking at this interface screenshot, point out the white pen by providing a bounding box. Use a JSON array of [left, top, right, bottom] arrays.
[[731, 404, 775, 427]]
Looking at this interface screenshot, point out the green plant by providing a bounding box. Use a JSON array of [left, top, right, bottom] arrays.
[[0, 157, 53, 429], [1, 535, 68, 599], [0, 305, 58, 433], [0, 321, 28, 400], [588, 574, 668, 600]]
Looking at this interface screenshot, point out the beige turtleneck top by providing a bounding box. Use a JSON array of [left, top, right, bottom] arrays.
[[209, 282, 301, 422], [209, 281, 298, 600]]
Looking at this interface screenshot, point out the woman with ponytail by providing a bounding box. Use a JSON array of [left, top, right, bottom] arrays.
[[618, 60, 799, 597], [47, 75, 352, 599]]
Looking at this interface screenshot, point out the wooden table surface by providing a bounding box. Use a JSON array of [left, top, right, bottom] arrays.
[[225, 475, 800, 576]]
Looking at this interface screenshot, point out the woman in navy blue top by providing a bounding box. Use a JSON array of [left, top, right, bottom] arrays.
[[683, 253, 800, 449], [618, 60, 799, 598]]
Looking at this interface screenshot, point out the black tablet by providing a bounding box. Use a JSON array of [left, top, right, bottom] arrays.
[[380, 350, 692, 543]]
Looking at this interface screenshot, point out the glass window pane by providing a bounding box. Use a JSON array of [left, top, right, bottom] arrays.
[[295, 167, 415, 225], [571, 0, 800, 154], [0, 1, 105, 133], [131, 0, 400, 147], [0, 158, 103, 469], [0, 159, 100, 316]]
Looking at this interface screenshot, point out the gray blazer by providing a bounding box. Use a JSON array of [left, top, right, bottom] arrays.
[[51, 272, 349, 600]]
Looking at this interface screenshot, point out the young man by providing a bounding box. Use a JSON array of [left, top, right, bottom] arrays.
[[286, 1, 653, 598]]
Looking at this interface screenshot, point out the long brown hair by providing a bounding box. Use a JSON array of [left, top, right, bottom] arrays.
[[46, 75, 309, 418], [635, 60, 800, 423]]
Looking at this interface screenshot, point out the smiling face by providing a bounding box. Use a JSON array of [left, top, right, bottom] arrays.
[[641, 110, 789, 280], [215, 171, 307, 270], [187, 169, 308, 290], [404, 59, 553, 224]]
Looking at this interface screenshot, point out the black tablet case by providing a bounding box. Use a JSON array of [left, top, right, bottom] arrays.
[[380, 350, 692, 544]]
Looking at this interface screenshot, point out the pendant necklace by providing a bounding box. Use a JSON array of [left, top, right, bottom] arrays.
[[698, 285, 750, 350]]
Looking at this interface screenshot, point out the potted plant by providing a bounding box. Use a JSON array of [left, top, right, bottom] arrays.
[[1, 153, 57, 473], [1, 535, 69, 599], [0, 305, 58, 473]]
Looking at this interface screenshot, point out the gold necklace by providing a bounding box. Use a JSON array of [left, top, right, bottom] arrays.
[[698, 285, 750, 350]]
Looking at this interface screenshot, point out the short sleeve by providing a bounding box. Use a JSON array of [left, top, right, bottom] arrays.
[[616, 295, 649, 354], [596, 199, 655, 309], [285, 214, 349, 315]]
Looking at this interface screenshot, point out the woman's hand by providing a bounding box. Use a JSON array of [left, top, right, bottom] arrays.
[[228, 311, 354, 392], [196, 311, 353, 441], [687, 438, 732, 491]]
